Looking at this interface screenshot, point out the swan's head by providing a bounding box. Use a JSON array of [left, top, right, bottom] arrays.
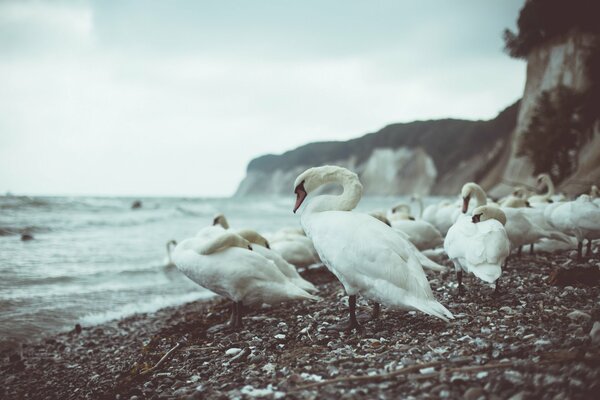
[[236, 229, 270, 249], [292, 165, 360, 213], [461, 182, 483, 213], [166, 239, 177, 250], [213, 213, 230, 229], [590, 185, 599, 198], [512, 186, 527, 198], [471, 205, 506, 226], [391, 203, 411, 214]]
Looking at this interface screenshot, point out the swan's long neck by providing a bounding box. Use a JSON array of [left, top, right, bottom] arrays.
[[200, 233, 247, 255], [413, 197, 424, 218], [472, 186, 487, 208], [305, 171, 363, 214], [543, 176, 555, 199]]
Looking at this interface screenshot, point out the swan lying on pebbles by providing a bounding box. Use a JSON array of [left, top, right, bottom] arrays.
[[293, 165, 453, 332], [173, 230, 317, 330], [445, 205, 510, 294], [267, 228, 320, 268]]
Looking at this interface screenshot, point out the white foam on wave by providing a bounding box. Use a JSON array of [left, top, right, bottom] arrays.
[[78, 290, 215, 326]]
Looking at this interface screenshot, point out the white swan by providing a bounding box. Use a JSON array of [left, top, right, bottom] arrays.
[[422, 200, 461, 236], [462, 182, 571, 254], [236, 229, 318, 293], [544, 194, 600, 259], [388, 202, 413, 222], [293, 165, 453, 332], [369, 212, 447, 272], [173, 231, 317, 330], [528, 174, 566, 204], [390, 219, 444, 251], [164, 239, 178, 268], [444, 205, 510, 294]]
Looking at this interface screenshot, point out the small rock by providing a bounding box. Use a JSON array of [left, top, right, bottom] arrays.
[[567, 310, 591, 320], [499, 306, 513, 314], [225, 348, 243, 356], [464, 387, 485, 400], [274, 334, 286, 340], [508, 391, 527, 400]]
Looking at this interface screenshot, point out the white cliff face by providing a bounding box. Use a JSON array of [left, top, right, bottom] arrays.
[[499, 31, 596, 194], [236, 147, 437, 196], [360, 148, 437, 196]]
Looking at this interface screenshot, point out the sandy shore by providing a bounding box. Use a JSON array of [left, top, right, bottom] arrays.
[[2, 251, 599, 399]]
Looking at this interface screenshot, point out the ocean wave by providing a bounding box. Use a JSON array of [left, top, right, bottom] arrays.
[[0, 225, 51, 237], [77, 291, 213, 326]]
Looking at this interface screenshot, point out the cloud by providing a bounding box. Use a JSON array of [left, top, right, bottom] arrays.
[[0, 0, 526, 196]]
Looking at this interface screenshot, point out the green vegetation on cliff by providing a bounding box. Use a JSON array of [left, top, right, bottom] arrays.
[[248, 101, 519, 178], [503, 0, 599, 59]]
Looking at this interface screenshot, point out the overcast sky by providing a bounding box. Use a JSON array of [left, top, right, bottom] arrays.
[[0, 0, 525, 197]]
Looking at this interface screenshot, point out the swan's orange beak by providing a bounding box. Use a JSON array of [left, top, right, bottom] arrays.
[[462, 197, 469, 213], [293, 182, 307, 213]]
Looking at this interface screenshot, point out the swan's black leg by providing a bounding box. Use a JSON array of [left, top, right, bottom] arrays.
[[586, 239, 592, 258], [456, 270, 465, 295], [529, 244, 534, 255], [371, 302, 380, 320], [208, 301, 239, 333], [518, 246, 522, 257], [494, 278, 501, 296], [233, 301, 243, 330], [327, 295, 362, 333], [577, 241, 583, 261]]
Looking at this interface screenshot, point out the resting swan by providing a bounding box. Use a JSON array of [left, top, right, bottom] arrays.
[[236, 229, 318, 293], [173, 230, 317, 330], [293, 165, 453, 332], [444, 205, 510, 294]]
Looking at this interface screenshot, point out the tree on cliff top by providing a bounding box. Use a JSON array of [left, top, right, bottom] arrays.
[[517, 85, 585, 182], [504, 0, 599, 59]]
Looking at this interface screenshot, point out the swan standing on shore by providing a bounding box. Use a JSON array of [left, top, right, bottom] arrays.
[[293, 165, 453, 332], [173, 231, 317, 330], [445, 205, 510, 294]]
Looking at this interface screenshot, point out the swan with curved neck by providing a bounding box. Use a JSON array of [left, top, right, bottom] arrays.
[[529, 174, 555, 204], [173, 230, 317, 330], [411, 195, 424, 218], [165, 239, 178, 266], [293, 165, 453, 332], [461, 182, 487, 213], [213, 214, 230, 229]]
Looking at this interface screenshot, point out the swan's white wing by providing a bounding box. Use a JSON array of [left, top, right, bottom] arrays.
[[304, 212, 434, 300]]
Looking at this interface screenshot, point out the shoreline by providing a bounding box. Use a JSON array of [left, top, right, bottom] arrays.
[[2, 252, 599, 399]]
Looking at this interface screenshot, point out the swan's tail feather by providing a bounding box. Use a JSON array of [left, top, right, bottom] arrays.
[[415, 299, 454, 322], [417, 253, 447, 272], [365, 281, 453, 322], [471, 264, 502, 283], [292, 278, 319, 293], [286, 283, 320, 302], [545, 230, 573, 244]]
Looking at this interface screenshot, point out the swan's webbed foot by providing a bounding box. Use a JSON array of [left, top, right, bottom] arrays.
[[357, 302, 380, 322], [326, 295, 363, 334], [207, 301, 243, 333]]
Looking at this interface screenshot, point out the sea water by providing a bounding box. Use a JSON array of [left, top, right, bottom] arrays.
[[0, 195, 446, 349]]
